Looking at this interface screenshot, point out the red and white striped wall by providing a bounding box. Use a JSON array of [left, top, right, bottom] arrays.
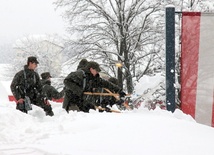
[[181, 12, 214, 127]]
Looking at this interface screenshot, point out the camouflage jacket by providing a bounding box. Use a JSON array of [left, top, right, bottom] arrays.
[[10, 65, 42, 101], [64, 69, 122, 98], [41, 79, 64, 100]]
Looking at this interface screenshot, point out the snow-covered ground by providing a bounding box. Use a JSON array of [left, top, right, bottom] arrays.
[[2, 101, 214, 155], [1, 64, 214, 155]]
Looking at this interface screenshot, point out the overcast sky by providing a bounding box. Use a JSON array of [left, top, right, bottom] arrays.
[[0, 0, 66, 45]]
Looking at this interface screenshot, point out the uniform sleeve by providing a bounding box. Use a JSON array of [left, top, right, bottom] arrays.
[[64, 71, 84, 97], [34, 72, 43, 94], [10, 71, 23, 100], [99, 78, 122, 93], [49, 86, 65, 99], [93, 77, 122, 92]]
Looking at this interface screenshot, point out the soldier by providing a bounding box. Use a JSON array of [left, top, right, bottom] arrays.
[[10, 56, 54, 116], [40, 72, 64, 101], [63, 61, 126, 113], [61, 58, 88, 112]]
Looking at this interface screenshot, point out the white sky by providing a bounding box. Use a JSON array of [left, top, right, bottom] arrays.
[[0, 0, 66, 44]]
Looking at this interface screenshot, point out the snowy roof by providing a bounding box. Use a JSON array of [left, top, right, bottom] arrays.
[[13, 34, 64, 49]]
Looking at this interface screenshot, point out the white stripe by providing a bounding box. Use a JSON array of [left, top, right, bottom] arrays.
[[195, 14, 214, 126]]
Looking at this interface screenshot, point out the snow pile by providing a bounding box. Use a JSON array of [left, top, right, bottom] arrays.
[[1, 99, 214, 155], [1, 65, 214, 155]]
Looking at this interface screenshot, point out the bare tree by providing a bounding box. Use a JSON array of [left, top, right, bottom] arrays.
[[12, 34, 64, 77], [0, 43, 15, 63], [55, 0, 165, 93]]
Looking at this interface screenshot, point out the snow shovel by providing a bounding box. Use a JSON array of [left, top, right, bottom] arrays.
[[103, 88, 132, 110], [84, 88, 132, 110]]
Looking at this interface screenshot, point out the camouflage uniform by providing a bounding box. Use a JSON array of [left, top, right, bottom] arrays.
[[98, 77, 122, 110], [10, 65, 54, 116], [41, 79, 64, 100], [40, 72, 64, 100], [63, 61, 122, 113]]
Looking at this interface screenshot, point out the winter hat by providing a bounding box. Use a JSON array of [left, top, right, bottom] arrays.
[[77, 59, 88, 70], [41, 72, 52, 79], [86, 61, 101, 72], [27, 56, 39, 64]]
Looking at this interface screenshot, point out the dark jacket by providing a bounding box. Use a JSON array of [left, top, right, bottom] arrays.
[[10, 65, 42, 102], [10, 65, 54, 116], [99, 77, 119, 107], [63, 68, 122, 111], [41, 79, 64, 100]]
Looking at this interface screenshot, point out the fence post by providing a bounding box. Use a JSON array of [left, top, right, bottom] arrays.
[[165, 5, 175, 112]]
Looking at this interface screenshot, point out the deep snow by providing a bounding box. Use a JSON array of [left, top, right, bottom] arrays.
[[1, 69, 214, 155]]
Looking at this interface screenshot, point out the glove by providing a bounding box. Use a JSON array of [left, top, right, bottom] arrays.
[[119, 91, 126, 98]]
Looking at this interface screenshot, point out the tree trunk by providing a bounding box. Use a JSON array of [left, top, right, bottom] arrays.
[[125, 70, 134, 94], [118, 64, 123, 90]]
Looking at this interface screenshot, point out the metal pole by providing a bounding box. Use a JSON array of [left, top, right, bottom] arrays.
[[165, 5, 175, 112]]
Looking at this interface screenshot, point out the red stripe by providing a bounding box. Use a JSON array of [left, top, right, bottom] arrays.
[[180, 12, 201, 118], [8, 95, 63, 103], [8, 95, 16, 102], [182, 12, 201, 16]]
